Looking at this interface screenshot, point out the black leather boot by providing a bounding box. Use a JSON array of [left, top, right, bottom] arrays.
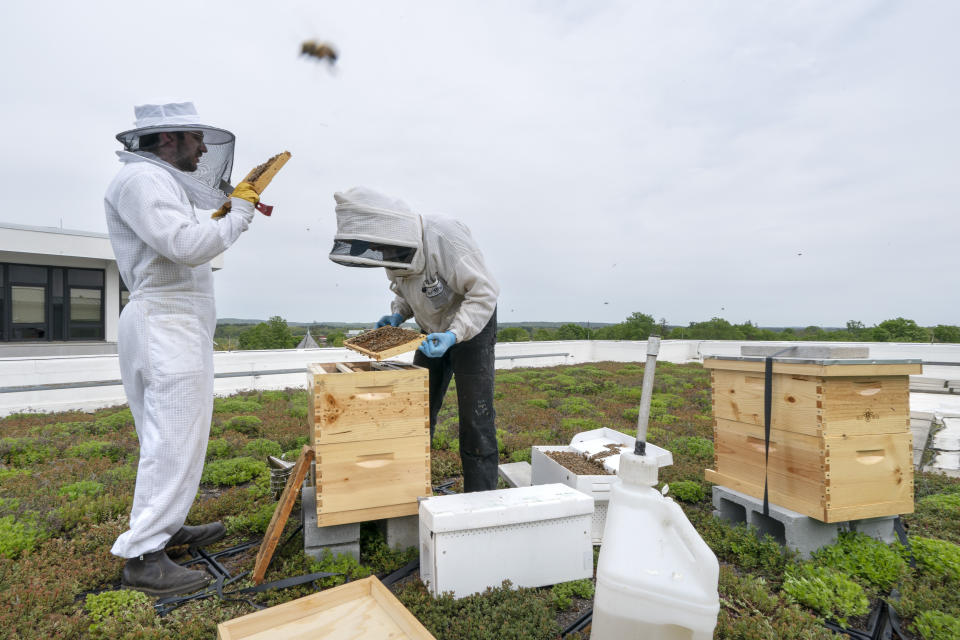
[[121, 550, 212, 597], [164, 522, 226, 549]]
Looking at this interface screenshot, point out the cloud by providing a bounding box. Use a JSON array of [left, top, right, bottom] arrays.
[[2, 0, 958, 326]]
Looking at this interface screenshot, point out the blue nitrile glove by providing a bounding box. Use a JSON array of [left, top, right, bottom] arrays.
[[376, 313, 404, 328], [419, 331, 457, 358]]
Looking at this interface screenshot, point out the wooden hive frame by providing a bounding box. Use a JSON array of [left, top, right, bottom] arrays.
[[344, 331, 426, 361]]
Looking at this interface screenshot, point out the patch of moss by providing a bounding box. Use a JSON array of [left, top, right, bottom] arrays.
[[201, 457, 268, 486], [668, 480, 706, 503], [213, 397, 263, 414], [84, 589, 155, 638], [669, 436, 714, 460], [913, 610, 960, 640], [65, 440, 125, 463], [223, 414, 263, 436], [395, 580, 560, 640], [0, 514, 46, 559], [509, 448, 532, 463], [0, 437, 56, 467], [688, 512, 787, 577], [550, 579, 594, 610], [782, 563, 869, 628], [225, 501, 277, 535], [242, 438, 282, 459], [812, 531, 907, 592], [911, 536, 960, 580], [307, 549, 372, 588], [206, 438, 235, 460], [95, 409, 134, 431], [58, 480, 104, 501]]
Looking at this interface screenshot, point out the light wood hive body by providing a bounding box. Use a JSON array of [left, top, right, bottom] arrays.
[[703, 358, 920, 522], [307, 362, 431, 526]]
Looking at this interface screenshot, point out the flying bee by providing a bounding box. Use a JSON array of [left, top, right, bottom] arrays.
[[301, 40, 338, 64]]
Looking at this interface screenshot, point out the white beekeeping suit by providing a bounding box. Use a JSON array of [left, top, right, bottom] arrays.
[[330, 187, 498, 340], [329, 187, 501, 492], [104, 100, 254, 570]]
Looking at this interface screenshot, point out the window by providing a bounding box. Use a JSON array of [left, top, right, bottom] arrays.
[[10, 285, 46, 339], [70, 288, 102, 321], [120, 278, 130, 313], [9, 264, 47, 284], [12, 286, 45, 323], [1, 263, 107, 343]]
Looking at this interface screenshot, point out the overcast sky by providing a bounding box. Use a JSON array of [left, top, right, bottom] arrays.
[[4, 1, 958, 327]]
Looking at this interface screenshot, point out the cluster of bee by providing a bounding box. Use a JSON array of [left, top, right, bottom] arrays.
[[301, 40, 338, 64]]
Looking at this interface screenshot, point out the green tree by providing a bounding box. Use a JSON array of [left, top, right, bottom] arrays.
[[872, 317, 929, 343], [846, 320, 867, 340], [593, 312, 656, 340], [681, 317, 744, 340], [497, 327, 531, 342], [238, 316, 298, 349], [933, 325, 960, 343], [326, 331, 345, 347], [532, 328, 556, 341], [556, 323, 588, 340], [621, 312, 657, 339]]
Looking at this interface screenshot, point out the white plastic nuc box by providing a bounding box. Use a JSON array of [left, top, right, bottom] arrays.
[[531, 428, 673, 544], [418, 483, 594, 598]]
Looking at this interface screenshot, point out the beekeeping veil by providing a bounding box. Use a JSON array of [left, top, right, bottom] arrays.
[[115, 100, 235, 210], [329, 187, 425, 275]]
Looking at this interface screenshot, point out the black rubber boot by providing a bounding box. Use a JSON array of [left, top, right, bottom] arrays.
[[164, 522, 226, 549], [121, 550, 211, 597]]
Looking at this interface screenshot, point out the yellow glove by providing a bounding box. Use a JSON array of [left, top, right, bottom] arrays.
[[231, 181, 260, 204]]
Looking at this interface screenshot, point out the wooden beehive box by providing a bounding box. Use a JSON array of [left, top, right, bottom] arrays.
[[307, 361, 431, 527], [217, 575, 436, 639], [703, 354, 922, 523]]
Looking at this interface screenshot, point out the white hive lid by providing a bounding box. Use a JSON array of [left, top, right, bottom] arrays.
[[420, 483, 594, 533]]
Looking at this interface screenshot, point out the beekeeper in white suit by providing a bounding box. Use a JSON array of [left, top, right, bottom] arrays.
[[104, 100, 259, 596], [329, 187, 500, 492]]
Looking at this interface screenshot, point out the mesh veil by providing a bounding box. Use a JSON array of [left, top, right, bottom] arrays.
[[117, 126, 235, 199]]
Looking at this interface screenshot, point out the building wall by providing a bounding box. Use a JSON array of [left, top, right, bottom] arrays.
[[0, 222, 224, 355]]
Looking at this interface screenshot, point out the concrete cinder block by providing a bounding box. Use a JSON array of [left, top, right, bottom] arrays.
[[712, 486, 840, 559], [376, 515, 419, 551], [301, 486, 360, 562], [849, 516, 897, 544], [711, 486, 906, 557], [498, 461, 532, 488]]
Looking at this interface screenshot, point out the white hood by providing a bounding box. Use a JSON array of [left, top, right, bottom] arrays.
[[330, 186, 425, 275]]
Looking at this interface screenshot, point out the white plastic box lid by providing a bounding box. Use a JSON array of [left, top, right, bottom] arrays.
[[420, 483, 594, 533], [567, 427, 673, 473]]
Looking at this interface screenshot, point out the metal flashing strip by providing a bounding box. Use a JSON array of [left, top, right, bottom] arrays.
[[495, 352, 570, 360], [705, 355, 923, 366], [0, 368, 310, 394]]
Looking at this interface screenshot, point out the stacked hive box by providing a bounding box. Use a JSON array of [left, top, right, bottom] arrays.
[[703, 356, 921, 522], [308, 362, 431, 526]]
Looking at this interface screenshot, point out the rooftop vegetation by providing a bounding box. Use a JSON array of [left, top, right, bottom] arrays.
[[0, 361, 957, 638]]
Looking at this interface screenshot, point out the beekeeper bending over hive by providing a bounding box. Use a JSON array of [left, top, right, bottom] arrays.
[[104, 100, 260, 596], [329, 187, 500, 492]]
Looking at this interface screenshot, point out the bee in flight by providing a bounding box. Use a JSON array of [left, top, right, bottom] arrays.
[[301, 40, 338, 64]]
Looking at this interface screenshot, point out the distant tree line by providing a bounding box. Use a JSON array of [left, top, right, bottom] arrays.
[[496, 313, 960, 344], [215, 313, 960, 351], [214, 317, 351, 350]]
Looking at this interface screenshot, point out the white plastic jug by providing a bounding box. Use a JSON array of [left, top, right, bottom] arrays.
[[591, 451, 719, 640]]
